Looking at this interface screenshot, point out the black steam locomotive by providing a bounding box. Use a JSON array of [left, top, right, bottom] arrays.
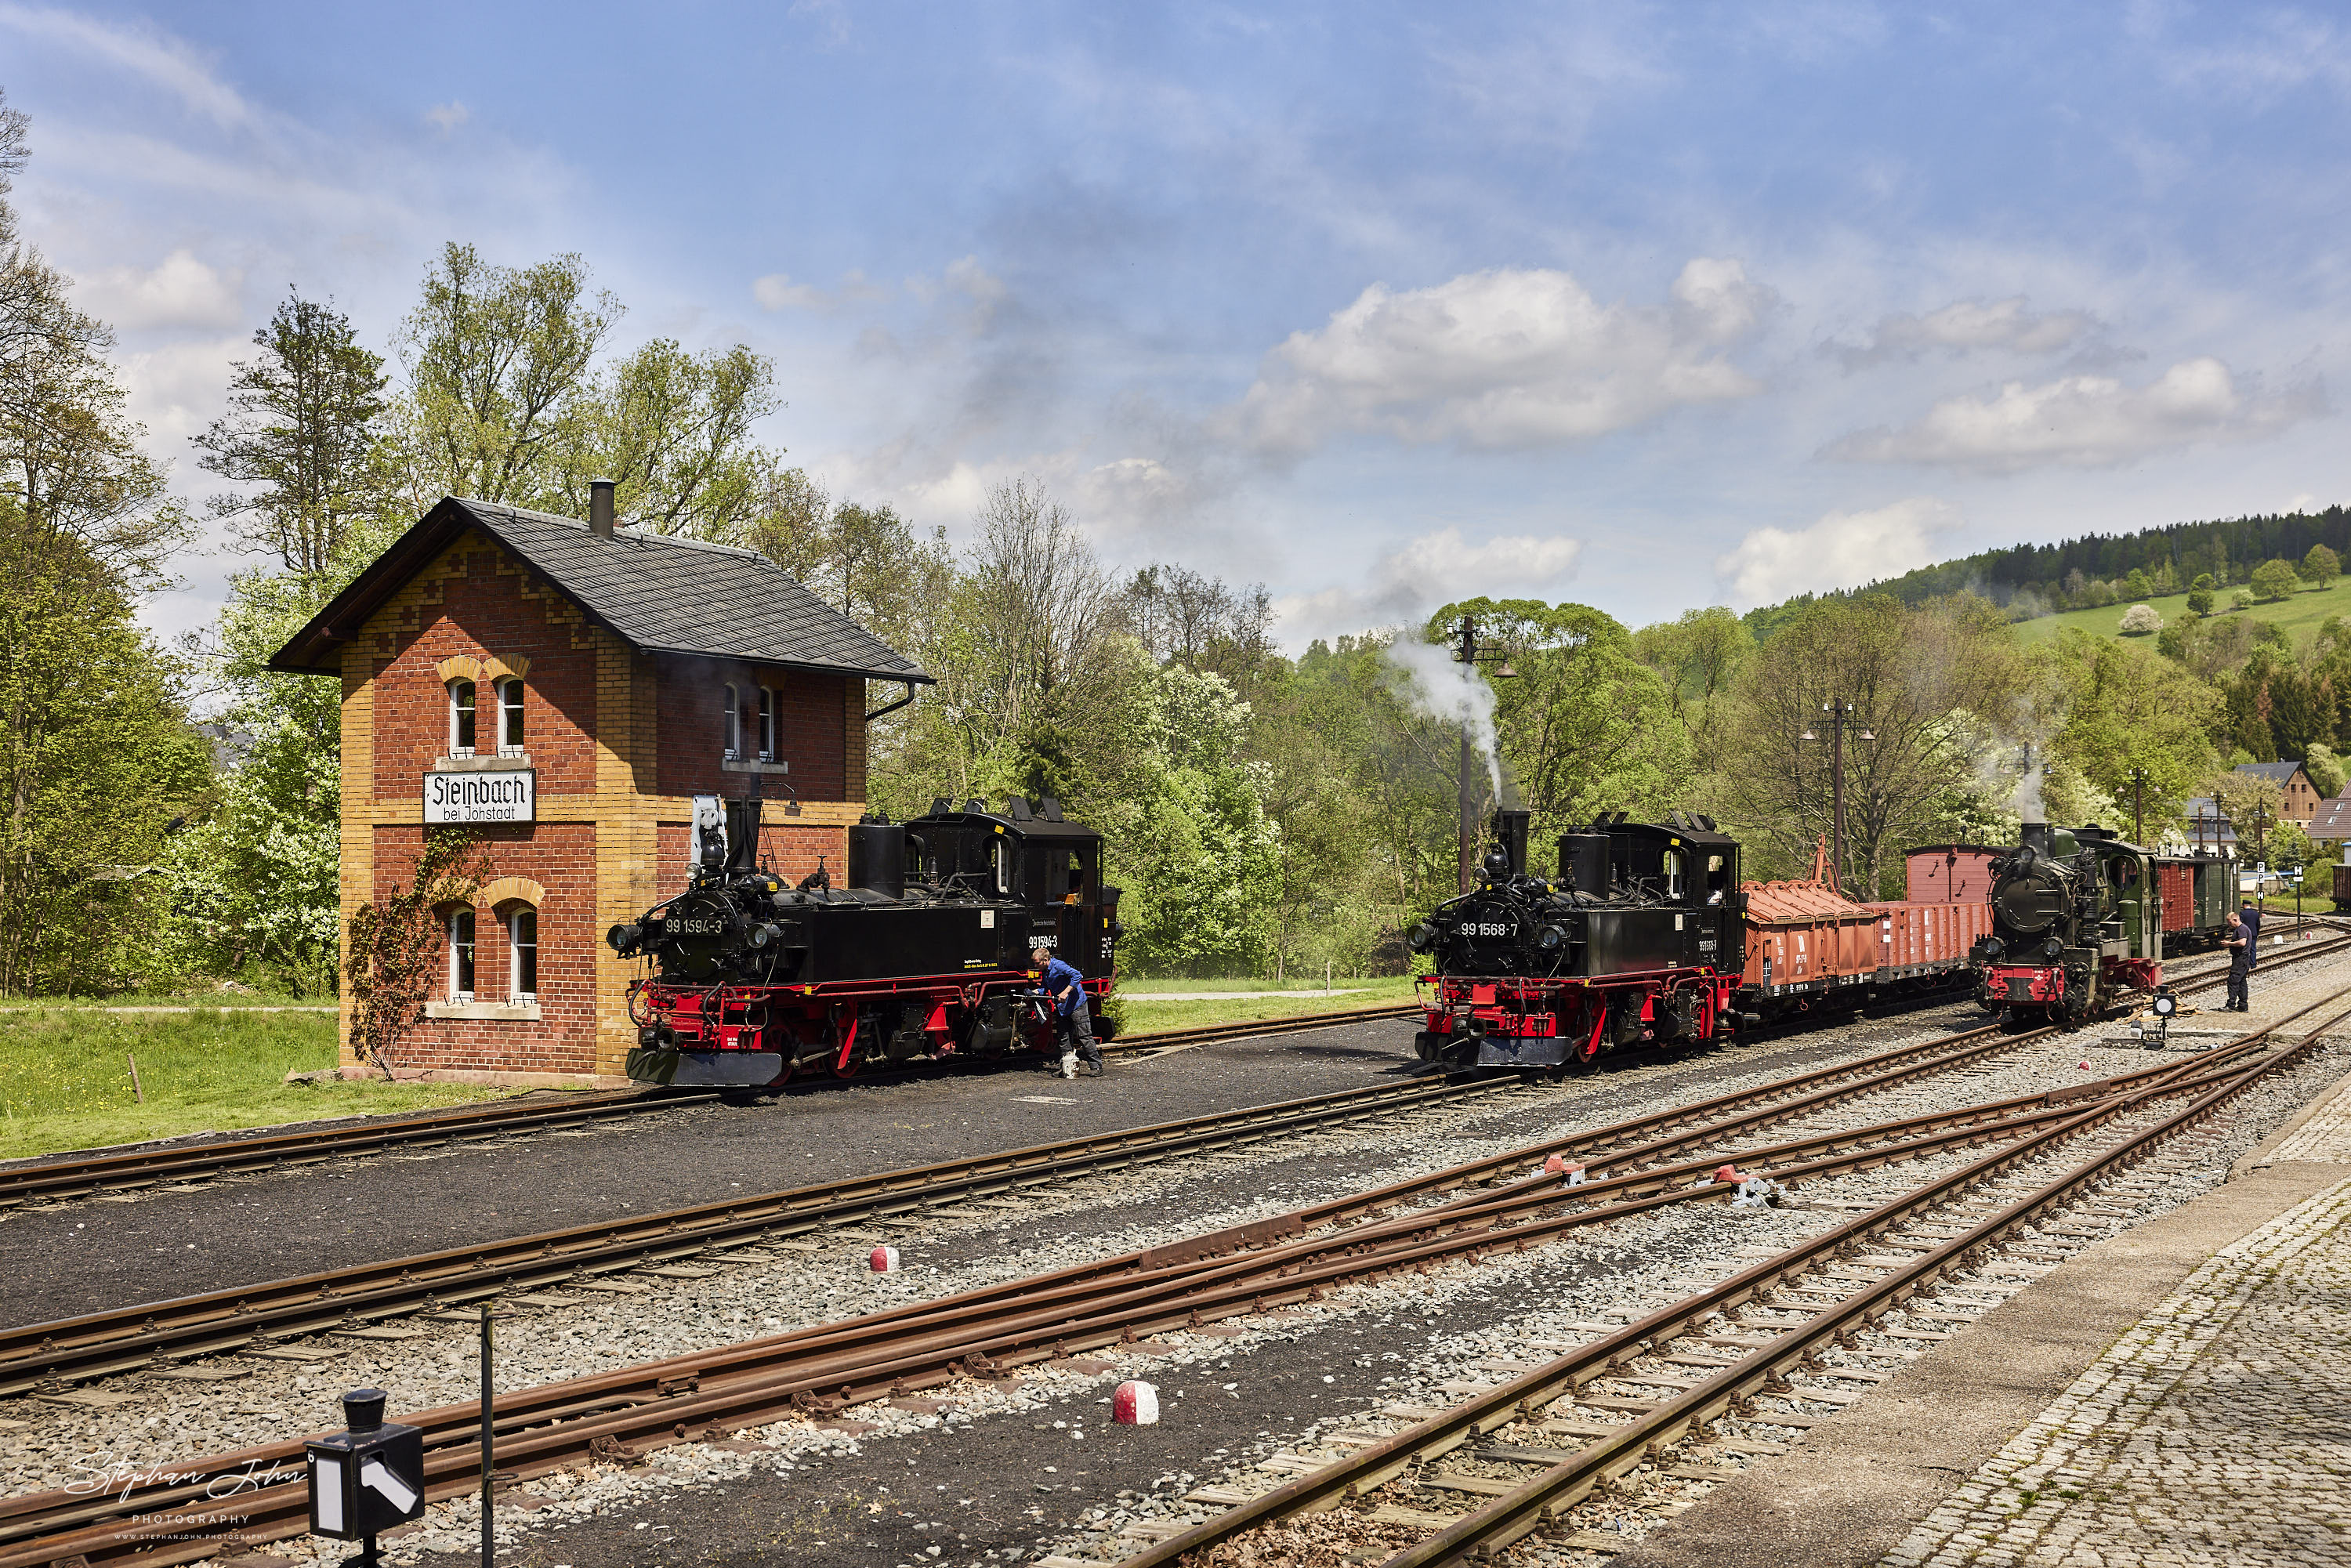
[[611, 795, 1120, 1087], [1409, 809, 1747, 1070]]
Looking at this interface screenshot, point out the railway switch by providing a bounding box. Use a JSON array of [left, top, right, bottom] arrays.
[[306, 1389, 426, 1565]]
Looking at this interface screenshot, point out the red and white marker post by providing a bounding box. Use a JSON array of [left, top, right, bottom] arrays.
[[1112, 1381, 1160, 1425]]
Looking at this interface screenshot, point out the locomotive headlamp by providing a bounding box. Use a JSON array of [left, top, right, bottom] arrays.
[[1407, 922, 1439, 952], [1538, 925, 1567, 951], [2042, 937, 2063, 959], [606, 922, 642, 954], [748, 922, 780, 949]]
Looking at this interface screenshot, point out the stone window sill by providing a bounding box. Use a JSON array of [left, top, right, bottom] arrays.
[[721, 758, 790, 775], [437, 753, 532, 772], [425, 999, 542, 1021]]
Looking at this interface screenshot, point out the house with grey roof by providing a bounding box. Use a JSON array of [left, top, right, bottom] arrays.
[[269, 489, 929, 1085]]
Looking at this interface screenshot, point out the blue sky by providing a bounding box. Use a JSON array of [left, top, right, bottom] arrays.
[[9, 0, 2349, 646]]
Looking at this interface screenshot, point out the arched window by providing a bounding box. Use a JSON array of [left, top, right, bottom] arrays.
[[497, 677, 525, 754], [447, 908, 476, 1001], [759, 686, 776, 761], [507, 907, 538, 998], [448, 680, 477, 756], [722, 683, 740, 759]]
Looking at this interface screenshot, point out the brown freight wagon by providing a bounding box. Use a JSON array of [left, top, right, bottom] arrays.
[[1907, 843, 2004, 904], [1734, 842, 1989, 1018]]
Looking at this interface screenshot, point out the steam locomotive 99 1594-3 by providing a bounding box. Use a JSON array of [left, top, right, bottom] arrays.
[[1969, 822, 2236, 1026], [609, 795, 1120, 1088]]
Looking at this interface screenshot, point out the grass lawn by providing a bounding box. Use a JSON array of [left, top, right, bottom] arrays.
[[2013, 577, 2351, 647], [1114, 974, 1425, 1034], [0, 1007, 514, 1163]]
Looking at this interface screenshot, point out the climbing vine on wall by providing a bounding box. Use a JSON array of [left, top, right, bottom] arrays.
[[344, 828, 490, 1075]]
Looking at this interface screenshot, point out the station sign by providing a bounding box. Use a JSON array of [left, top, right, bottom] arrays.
[[423, 770, 535, 824]]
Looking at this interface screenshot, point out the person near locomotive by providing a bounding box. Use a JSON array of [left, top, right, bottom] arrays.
[[2240, 897, 2262, 969], [1032, 943, 1103, 1078], [2224, 906, 2254, 1012]]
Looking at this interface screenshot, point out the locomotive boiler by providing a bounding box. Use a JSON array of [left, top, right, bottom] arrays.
[[611, 794, 1120, 1088], [1409, 809, 1747, 1070]]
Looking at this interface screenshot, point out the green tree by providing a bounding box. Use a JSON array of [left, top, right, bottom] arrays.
[[2186, 587, 2215, 614], [2123, 567, 2154, 599], [2044, 629, 2221, 839], [385, 243, 619, 509], [2192, 573, 2216, 592], [2251, 558, 2301, 602], [2302, 543, 2341, 589], [193, 292, 389, 575], [1631, 606, 1755, 739], [550, 339, 777, 538]]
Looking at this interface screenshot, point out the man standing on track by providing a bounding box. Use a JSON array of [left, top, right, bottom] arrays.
[[1033, 943, 1103, 1079], [2224, 904, 2254, 1012]]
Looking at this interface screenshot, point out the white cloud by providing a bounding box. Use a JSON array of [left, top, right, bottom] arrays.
[[114, 333, 249, 451], [1273, 526, 1584, 644], [73, 248, 245, 331], [425, 101, 469, 134], [1715, 497, 1963, 605], [1229, 259, 1770, 456], [1830, 295, 2097, 370], [0, 2, 252, 125], [752, 269, 888, 313], [1824, 358, 2326, 473]]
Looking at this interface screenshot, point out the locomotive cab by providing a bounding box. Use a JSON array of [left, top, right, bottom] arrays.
[[906, 796, 1121, 989]]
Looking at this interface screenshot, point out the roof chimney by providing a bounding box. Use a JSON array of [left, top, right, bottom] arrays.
[[589, 478, 616, 538]]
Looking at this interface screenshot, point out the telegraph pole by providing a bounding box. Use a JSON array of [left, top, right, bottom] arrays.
[[1802, 700, 1872, 898], [1449, 616, 1515, 894], [2127, 766, 2151, 846]]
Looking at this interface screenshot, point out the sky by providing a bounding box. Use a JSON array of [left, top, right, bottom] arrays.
[[8, 0, 2350, 650]]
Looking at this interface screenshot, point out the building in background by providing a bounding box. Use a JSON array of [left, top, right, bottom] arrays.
[[271, 493, 927, 1085], [2233, 759, 2321, 822]]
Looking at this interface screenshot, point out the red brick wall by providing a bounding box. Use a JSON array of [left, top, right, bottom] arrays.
[[654, 820, 853, 899], [370, 823, 599, 1075], [368, 545, 600, 797], [653, 654, 848, 800]]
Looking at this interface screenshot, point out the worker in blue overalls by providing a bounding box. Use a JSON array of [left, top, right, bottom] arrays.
[[1032, 943, 1103, 1079]]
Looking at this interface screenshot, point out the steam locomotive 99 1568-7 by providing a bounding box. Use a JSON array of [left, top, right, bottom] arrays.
[[1969, 822, 2235, 1026], [1409, 809, 1749, 1070], [610, 795, 1120, 1088]]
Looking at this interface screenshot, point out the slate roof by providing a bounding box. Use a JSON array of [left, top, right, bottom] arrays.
[[2182, 797, 2239, 848], [2233, 760, 2308, 787], [2309, 797, 2351, 842], [270, 497, 929, 683]]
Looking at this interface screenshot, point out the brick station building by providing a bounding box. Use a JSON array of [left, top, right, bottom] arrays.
[[270, 491, 927, 1085]]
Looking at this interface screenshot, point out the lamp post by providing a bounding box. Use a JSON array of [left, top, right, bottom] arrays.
[[1799, 700, 1875, 897], [1449, 615, 1516, 894], [2126, 766, 2152, 846]]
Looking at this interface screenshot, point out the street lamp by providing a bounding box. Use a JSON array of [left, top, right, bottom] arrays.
[[2125, 766, 2152, 846], [1449, 616, 1516, 894], [1801, 700, 1874, 897]]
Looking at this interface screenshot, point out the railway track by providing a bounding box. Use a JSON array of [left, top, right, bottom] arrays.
[[1116, 995, 2351, 1568], [3, 951, 2322, 1568], [0, 999, 1422, 1207]]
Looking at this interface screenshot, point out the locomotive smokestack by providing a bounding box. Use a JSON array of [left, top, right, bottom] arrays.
[[2021, 821, 2052, 855], [1496, 809, 1531, 877], [589, 478, 616, 538]]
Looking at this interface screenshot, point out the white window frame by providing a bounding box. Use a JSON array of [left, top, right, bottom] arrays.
[[723, 683, 740, 760], [497, 677, 525, 755], [759, 686, 776, 761], [447, 908, 476, 1001], [448, 679, 477, 758], [507, 907, 538, 1001]]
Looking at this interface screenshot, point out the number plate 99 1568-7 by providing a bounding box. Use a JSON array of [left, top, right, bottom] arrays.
[[1465, 922, 1516, 938]]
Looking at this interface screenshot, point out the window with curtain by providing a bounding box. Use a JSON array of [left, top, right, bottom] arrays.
[[759, 686, 775, 761], [509, 907, 538, 998], [447, 909, 476, 1000], [448, 680, 476, 756], [723, 683, 740, 759]]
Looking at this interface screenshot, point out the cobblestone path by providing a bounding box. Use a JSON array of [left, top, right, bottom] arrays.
[[1884, 1080, 2351, 1567]]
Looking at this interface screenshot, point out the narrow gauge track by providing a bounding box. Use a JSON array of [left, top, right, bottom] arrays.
[[2, 956, 2315, 1568], [0, 944, 2319, 1394], [0, 1000, 1424, 1207], [1118, 998, 2351, 1568], [0, 991, 2052, 1396]]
